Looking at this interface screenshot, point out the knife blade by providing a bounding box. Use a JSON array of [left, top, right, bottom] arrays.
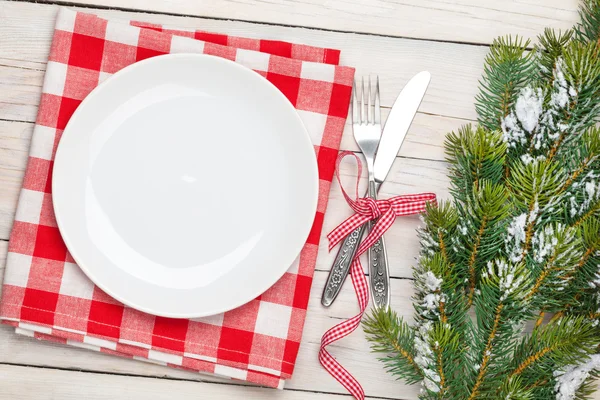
[[374, 71, 430, 183], [321, 71, 431, 307]]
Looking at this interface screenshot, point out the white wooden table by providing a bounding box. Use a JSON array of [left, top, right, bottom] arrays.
[[0, 1, 596, 398]]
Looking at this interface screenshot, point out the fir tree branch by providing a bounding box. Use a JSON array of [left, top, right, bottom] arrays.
[[560, 155, 593, 192], [469, 260, 533, 399], [498, 376, 536, 399], [467, 303, 504, 400], [575, 0, 600, 43], [534, 311, 545, 329], [434, 344, 446, 398], [366, 2, 600, 397], [475, 36, 534, 132], [547, 113, 574, 161], [467, 215, 487, 306], [520, 204, 537, 260], [511, 345, 555, 378], [363, 308, 424, 383], [505, 316, 600, 388], [562, 246, 595, 282], [438, 297, 448, 325], [536, 28, 574, 83], [459, 181, 510, 306], [526, 256, 556, 300], [562, 126, 600, 173], [437, 229, 449, 263], [572, 200, 600, 228], [445, 126, 507, 201]]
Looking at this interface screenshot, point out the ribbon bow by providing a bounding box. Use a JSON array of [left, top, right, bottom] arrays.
[[319, 151, 437, 400], [328, 152, 437, 258]]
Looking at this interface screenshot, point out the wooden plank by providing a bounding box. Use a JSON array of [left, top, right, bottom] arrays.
[[0, 62, 43, 123], [0, 363, 383, 399], [0, 117, 450, 278], [1, 362, 596, 400], [0, 0, 491, 121], [33, 0, 580, 46], [0, 241, 420, 399], [0, 121, 30, 240]]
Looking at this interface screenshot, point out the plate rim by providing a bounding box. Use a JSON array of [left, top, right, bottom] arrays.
[[52, 53, 319, 318]]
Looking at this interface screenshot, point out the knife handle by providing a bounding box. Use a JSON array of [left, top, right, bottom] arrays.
[[367, 225, 391, 309], [367, 180, 390, 309], [321, 223, 366, 307]]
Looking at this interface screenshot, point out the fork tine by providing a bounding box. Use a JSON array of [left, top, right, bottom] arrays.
[[374, 76, 381, 126], [352, 79, 358, 124], [367, 76, 373, 124], [360, 77, 366, 124]]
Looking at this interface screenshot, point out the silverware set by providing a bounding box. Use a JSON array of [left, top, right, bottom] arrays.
[[321, 72, 431, 309]]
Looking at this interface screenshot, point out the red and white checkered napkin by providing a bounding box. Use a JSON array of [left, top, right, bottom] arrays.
[[0, 7, 354, 388]]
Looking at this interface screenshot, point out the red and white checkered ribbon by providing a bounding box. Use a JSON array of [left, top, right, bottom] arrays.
[[319, 152, 436, 400]]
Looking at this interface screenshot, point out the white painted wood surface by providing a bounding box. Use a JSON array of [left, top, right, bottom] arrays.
[[36, 0, 581, 45], [0, 1, 597, 399]]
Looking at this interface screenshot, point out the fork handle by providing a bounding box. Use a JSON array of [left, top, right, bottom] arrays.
[[321, 223, 366, 307], [367, 180, 390, 309]]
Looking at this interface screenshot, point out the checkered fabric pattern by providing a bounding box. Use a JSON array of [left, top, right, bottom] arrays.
[[0, 7, 354, 388], [128, 21, 341, 65]]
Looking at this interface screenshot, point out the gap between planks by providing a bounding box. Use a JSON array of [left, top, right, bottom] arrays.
[[8, 0, 504, 49], [0, 363, 404, 400], [27, 0, 580, 46]]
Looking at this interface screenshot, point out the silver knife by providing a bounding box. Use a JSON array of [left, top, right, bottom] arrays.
[[321, 71, 431, 307]]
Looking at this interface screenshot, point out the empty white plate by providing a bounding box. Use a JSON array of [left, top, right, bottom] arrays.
[[52, 54, 318, 318]]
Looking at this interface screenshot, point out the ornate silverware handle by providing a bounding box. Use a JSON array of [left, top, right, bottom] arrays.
[[368, 226, 390, 309], [367, 180, 390, 309], [321, 223, 367, 307]]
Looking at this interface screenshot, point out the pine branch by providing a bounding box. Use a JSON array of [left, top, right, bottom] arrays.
[[445, 125, 507, 200], [573, 200, 600, 228], [363, 308, 424, 384], [546, 41, 600, 159], [460, 182, 510, 305], [497, 376, 535, 400], [466, 260, 533, 399], [505, 317, 600, 396], [505, 160, 566, 266], [526, 224, 583, 311], [575, 0, 600, 43], [411, 255, 470, 396], [535, 28, 574, 83], [365, 2, 600, 398], [427, 323, 465, 399], [559, 127, 600, 193], [419, 201, 459, 268], [475, 36, 534, 132], [467, 302, 504, 400]]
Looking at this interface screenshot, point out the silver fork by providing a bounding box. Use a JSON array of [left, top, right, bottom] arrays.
[[353, 77, 381, 185], [321, 76, 390, 309], [354, 76, 390, 309]]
